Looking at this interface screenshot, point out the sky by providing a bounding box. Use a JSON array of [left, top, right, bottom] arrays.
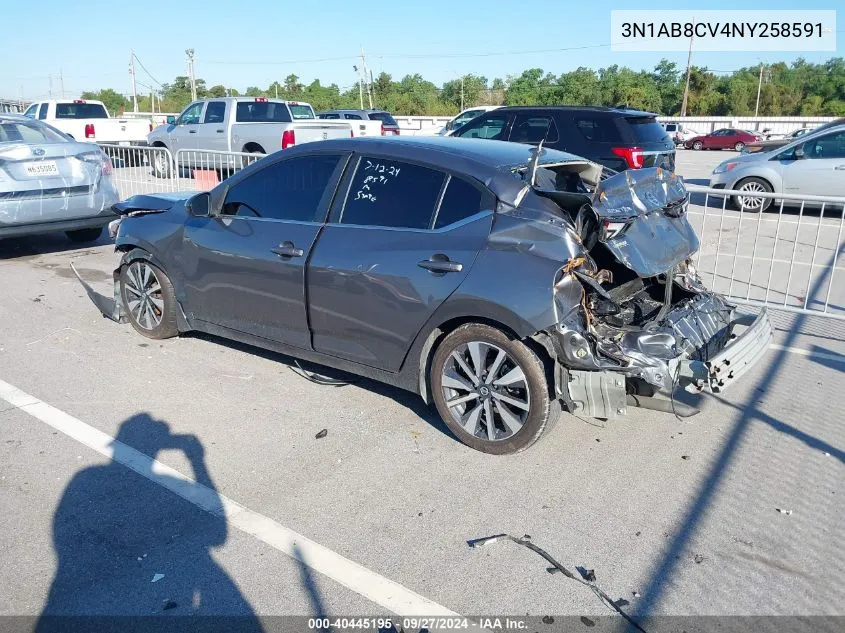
[[2, 0, 840, 101]]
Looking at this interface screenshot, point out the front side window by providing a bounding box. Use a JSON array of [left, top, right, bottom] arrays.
[[341, 157, 444, 229], [319, 113, 340, 119], [344, 113, 363, 120], [177, 103, 203, 125], [203, 101, 226, 124], [434, 177, 484, 229], [509, 114, 559, 144], [454, 113, 509, 140], [23, 104, 38, 118], [222, 155, 341, 221], [803, 131, 845, 159]]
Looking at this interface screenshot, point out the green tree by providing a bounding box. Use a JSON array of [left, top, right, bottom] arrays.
[[441, 74, 488, 109], [207, 84, 228, 98], [80, 88, 128, 115]]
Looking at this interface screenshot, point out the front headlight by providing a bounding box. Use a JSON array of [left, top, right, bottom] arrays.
[[713, 161, 739, 175]]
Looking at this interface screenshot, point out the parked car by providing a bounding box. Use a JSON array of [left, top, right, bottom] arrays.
[[439, 106, 502, 136], [709, 123, 845, 211], [22, 99, 151, 146], [147, 98, 362, 177], [74, 136, 771, 454], [318, 109, 401, 135], [451, 106, 675, 172], [661, 122, 699, 146], [0, 114, 118, 241], [684, 128, 762, 152], [741, 123, 838, 154]]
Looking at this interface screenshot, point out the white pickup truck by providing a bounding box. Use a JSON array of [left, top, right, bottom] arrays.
[[22, 99, 151, 145], [147, 98, 379, 176]]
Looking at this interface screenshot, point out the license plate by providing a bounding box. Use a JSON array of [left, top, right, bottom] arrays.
[[118, 141, 131, 146], [24, 160, 59, 177]]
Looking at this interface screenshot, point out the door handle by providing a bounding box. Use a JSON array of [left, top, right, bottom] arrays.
[[834, 165, 845, 170], [271, 241, 304, 258], [216, 129, 224, 133], [189, 129, 197, 133], [418, 255, 463, 273]]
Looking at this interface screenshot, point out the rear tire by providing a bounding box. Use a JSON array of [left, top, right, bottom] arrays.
[[734, 141, 745, 152], [119, 259, 179, 339], [430, 323, 557, 454], [731, 177, 773, 213], [65, 227, 103, 243]]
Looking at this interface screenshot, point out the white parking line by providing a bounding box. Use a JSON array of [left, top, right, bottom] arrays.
[[0, 378, 457, 618]]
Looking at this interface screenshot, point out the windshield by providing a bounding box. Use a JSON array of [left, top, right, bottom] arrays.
[[0, 118, 67, 144], [366, 111, 398, 126], [289, 104, 315, 120], [55, 103, 109, 119]]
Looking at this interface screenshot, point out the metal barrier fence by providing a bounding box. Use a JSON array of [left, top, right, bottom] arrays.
[[99, 145, 845, 321], [685, 185, 845, 321], [99, 144, 265, 200]]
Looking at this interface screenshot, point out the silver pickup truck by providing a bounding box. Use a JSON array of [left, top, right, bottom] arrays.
[[147, 98, 368, 176]]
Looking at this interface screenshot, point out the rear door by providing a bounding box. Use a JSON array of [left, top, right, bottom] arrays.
[[181, 151, 347, 348], [307, 154, 494, 371]]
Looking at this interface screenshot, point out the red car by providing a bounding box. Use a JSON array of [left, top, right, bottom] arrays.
[[684, 128, 762, 152]]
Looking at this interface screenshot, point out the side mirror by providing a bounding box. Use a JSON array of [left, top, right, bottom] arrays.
[[186, 192, 211, 217], [166, 115, 177, 125], [793, 146, 805, 159]]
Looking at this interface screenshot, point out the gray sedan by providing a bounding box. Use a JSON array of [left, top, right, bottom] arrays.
[[709, 122, 845, 211], [0, 114, 119, 241], [74, 137, 772, 454]]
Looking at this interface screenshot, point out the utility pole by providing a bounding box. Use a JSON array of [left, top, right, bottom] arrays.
[[460, 76, 465, 111], [275, 83, 279, 99], [129, 50, 138, 112], [185, 49, 197, 101], [361, 47, 373, 109], [755, 62, 764, 117], [59, 69, 65, 98], [680, 20, 694, 116], [48, 74, 53, 98], [354, 64, 364, 110]]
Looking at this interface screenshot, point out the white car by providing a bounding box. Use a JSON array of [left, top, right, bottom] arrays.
[[661, 122, 699, 146], [439, 106, 502, 136], [23, 100, 151, 146]]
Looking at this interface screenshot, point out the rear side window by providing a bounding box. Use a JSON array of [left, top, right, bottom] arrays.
[[222, 154, 341, 221], [342, 158, 444, 229], [625, 117, 670, 143], [574, 117, 621, 143], [509, 114, 559, 144], [55, 103, 109, 119], [235, 102, 292, 123], [455, 113, 509, 140], [203, 101, 226, 124], [434, 177, 483, 229], [366, 111, 398, 126]]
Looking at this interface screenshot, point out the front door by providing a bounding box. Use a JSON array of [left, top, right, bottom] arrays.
[[307, 154, 493, 371], [169, 101, 204, 155], [781, 130, 845, 198], [181, 152, 346, 349]]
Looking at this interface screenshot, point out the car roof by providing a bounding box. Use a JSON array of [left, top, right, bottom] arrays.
[[492, 105, 658, 117], [0, 113, 30, 121]]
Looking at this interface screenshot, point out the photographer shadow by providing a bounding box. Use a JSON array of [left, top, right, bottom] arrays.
[[35, 413, 263, 632]]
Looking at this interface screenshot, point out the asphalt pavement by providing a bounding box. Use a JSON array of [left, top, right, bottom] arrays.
[[0, 149, 843, 627]]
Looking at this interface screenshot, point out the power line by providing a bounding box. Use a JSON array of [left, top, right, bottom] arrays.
[[132, 53, 164, 87]]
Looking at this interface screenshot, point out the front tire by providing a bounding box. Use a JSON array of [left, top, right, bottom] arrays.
[[692, 141, 703, 150], [119, 259, 179, 339], [65, 227, 103, 243], [151, 147, 172, 179], [430, 324, 556, 454], [731, 177, 773, 212]]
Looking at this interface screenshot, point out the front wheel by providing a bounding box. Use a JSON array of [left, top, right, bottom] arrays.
[[151, 148, 172, 179], [429, 324, 557, 454], [731, 177, 773, 212], [119, 259, 179, 339], [692, 141, 703, 150]]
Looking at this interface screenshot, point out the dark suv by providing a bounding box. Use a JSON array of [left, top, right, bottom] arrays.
[[451, 106, 675, 172]]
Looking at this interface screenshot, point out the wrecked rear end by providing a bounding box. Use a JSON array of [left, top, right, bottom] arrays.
[[503, 159, 773, 419]]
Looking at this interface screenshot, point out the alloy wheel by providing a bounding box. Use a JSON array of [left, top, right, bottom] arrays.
[[440, 341, 530, 442], [124, 261, 164, 330], [737, 181, 766, 210]]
